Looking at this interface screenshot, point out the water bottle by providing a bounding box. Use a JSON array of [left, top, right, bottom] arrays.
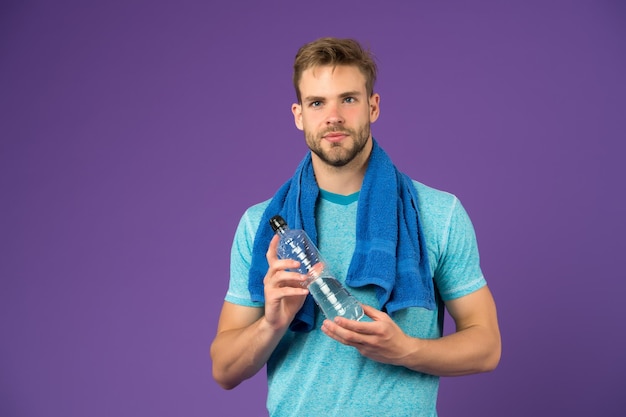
[[269, 215, 364, 322]]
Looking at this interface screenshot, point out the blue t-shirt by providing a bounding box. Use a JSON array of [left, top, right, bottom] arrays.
[[225, 180, 486, 417]]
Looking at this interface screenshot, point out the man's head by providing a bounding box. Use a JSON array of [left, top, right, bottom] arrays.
[[291, 38, 381, 171], [293, 37, 377, 104]]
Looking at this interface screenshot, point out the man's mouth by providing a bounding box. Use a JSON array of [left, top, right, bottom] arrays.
[[322, 131, 349, 142]]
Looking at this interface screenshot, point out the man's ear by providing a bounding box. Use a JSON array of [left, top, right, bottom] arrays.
[[292, 103, 303, 130], [369, 93, 380, 123]]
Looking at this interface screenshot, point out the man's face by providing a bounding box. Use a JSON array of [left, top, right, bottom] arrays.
[[292, 65, 380, 168]]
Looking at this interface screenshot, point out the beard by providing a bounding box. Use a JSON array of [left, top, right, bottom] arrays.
[[304, 123, 371, 168]]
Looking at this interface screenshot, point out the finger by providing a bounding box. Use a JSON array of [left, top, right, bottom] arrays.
[[322, 319, 367, 345], [268, 286, 309, 298], [264, 269, 304, 289], [265, 235, 280, 263], [324, 317, 361, 337], [272, 269, 308, 286], [332, 318, 376, 336], [321, 319, 348, 342], [361, 304, 388, 321], [332, 304, 383, 332]]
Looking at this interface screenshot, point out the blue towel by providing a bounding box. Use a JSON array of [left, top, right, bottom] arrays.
[[248, 140, 435, 332]]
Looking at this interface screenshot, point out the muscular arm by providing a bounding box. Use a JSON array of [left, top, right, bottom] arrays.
[[210, 303, 282, 390], [210, 236, 309, 389], [321, 285, 501, 377], [402, 285, 501, 376]]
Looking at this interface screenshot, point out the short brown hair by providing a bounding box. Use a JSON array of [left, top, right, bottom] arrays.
[[293, 37, 377, 103]]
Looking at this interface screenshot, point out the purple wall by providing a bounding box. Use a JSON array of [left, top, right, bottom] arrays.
[[1, 1, 624, 416]]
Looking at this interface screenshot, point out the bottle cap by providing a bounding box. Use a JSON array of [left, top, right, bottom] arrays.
[[269, 215, 287, 233]]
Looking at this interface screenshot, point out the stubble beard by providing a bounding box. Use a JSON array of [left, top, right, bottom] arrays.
[[305, 123, 371, 168]]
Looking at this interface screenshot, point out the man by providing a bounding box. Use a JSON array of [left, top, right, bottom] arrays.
[[211, 37, 501, 416]]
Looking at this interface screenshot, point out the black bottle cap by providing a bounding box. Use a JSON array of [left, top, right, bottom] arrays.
[[269, 215, 287, 233]]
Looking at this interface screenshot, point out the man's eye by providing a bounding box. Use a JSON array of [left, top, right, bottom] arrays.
[[344, 97, 355, 103], [310, 101, 322, 107]]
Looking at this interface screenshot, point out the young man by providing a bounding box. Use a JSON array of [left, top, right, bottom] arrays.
[[211, 37, 501, 416]]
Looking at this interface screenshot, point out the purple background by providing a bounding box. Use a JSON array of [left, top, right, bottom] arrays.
[[1, 1, 624, 416]]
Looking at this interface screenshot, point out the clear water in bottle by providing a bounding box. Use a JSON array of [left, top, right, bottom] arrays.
[[307, 275, 364, 321]]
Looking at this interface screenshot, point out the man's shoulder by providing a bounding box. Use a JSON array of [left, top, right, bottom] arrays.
[[410, 179, 459, 211], [243, 198, 272, 218], [235, 198, 272, 237]]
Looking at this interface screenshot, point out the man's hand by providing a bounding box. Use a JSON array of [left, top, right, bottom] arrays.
[[321, 304, 416, 366], [262, 235, 309, 331]]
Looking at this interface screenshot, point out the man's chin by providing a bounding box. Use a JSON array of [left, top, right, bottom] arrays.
[[318, 150, 354, 167]]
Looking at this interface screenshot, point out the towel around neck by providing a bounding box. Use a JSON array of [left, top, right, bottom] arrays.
[[248, 139, 435, 332]]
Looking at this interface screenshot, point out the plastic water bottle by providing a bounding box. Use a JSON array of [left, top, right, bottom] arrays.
[[269, 215, 364, 322]]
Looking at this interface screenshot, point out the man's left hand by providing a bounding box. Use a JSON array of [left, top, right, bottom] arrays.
[[321, 304, 418, 366]]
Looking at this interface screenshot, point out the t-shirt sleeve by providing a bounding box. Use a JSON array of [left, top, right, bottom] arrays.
[[434, 197, 487, 301], [225, 209, 265, 307]]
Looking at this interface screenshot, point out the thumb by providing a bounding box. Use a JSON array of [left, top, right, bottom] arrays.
[[362, 304, 389, 321]]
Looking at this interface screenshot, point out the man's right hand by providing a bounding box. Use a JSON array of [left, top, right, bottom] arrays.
[[262, 235, 309, 331]]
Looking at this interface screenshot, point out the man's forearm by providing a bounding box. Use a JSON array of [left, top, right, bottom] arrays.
[[211, 316, 287, 390], [401, 324, 501, 377]]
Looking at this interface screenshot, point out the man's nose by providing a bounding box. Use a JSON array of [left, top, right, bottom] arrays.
[[325, 102, 344, 125]]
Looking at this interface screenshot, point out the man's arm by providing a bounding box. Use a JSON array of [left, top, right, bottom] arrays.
[[321, 285, 501, 376], [210, 303, 280, 390], [210, 236, 309, 389], [405, 285, 501, 375]]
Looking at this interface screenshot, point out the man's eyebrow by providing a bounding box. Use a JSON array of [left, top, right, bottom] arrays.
[[303, 95, 325, 103], [339, 91, 362, 98], [303, 91, 363, 102]]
